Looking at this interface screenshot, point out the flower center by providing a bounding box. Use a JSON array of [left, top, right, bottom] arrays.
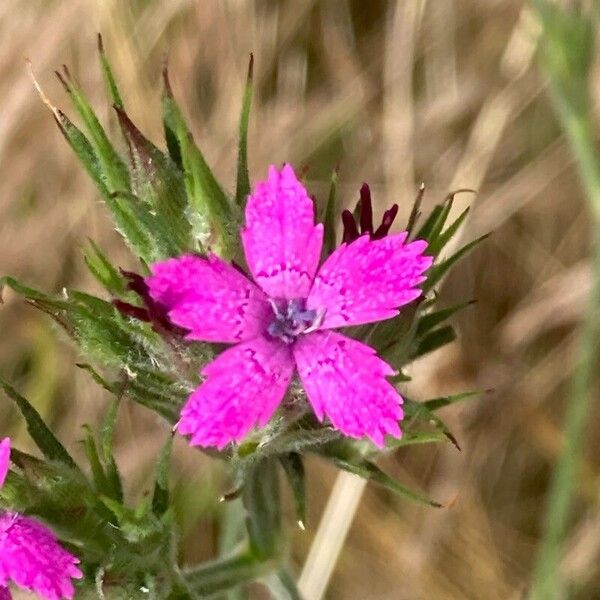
[[267, 298, 318, 344]]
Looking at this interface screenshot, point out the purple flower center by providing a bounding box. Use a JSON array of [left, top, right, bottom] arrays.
[[267, 298, 318, 344]]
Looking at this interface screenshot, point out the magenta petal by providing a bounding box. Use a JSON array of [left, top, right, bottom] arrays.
[[242, 165, 323, 299], [147, 254, 272, 343], [0, 438, 9, 488], [177, 336, 294, 449], [0, 586, 10, 600], [293, 331, 403, 447], [0, 513, 82, 600], [307, 233, 433, 329]]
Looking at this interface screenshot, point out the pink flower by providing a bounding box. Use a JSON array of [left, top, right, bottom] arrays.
[[147, 165, 432, 448], [0, 513, 82, 600], [0, 440, 82, 600], [0, 438, 9, 488]]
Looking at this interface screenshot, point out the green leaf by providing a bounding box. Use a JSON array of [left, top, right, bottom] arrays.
[[82, 424, 111, 496], [242, 458, 281, 560], [333, 459, 442, 507], [321, 167, 339, 258], [416, 199, 452, 243], [412, 325, 457, 358], [387, 430, 449, 448], [115, 107, 191, 255], [406, 183, 425, 235], [427, 206, 470, 257], [0, 378, 78, 469], [235, 54, 253, 207], [183, 551, 274, 597], [152, 435, 173, 516], [161, 63, 183, 170], [279, 453, 306, 529], [53, 111, 161, 260], [83, 239, 126, 295], [264, 570, 303, 600], [423, 390, 480, 412], [100, 391, 124, 503], [54, 110, 111, 199], [163, 71, 238, 257], [0, 276, 68, 310], [97, 33, 124, 110], [535, 0, 595, 117], [423, 233, 489, 293], [56, 67, 130, 192], [108, 190, 172, 262], [416, 301, 474, 337], [403, 399, 461, 450]]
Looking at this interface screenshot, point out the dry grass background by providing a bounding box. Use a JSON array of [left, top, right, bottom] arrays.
[[1, 1, 599, 598]]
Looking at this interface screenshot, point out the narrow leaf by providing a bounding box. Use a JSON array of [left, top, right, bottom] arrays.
[[161, 61, 183, 169], [423, 390, 480, 412], [321, 167, 339, 258], [235, 54, 253, 207], [82, 425, 111, 495], [54, 110, 111, 199], [387, 430, 448, 448], [242, 458, 281, 559], [279, 453, 306, 529], [334, 459, 442, 507], [403, 399, 461, 450], [163, 70, 238, 256], [423, 234, 490, 292], [184, 551, 273, 597], [100, 390, 124, 503], [416, 199, 452, 243], [412, 325, 456, 358], [406, 183, 425, 235], [114, 106, 191, 254], [0, 378, 77, 469], [427, 206, 470, 257], [97, 33, 124, 110], [152, 435, 173, 516], [416, 301, 474, 337], [57, 67, 130, 191], [83, 239, 126, 295]]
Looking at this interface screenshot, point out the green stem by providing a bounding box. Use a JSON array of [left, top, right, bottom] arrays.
[[530, 42, 600, 600]]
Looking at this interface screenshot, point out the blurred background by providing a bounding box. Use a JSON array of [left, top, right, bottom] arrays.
[[1, 1, 598, 598]]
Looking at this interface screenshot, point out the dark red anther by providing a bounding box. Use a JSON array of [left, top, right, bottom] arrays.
[[372, 204, 399, 240], [112, 300, 151, 322], [118, 269, 183, 334], [342, 209, 359, 244], [358, 183, 373, 235]]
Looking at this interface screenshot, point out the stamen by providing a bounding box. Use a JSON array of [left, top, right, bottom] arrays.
[[267, 298, 318, 344]]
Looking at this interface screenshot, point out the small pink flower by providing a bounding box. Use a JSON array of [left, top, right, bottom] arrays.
[[0, 440, 82, 600], [0, 513, 82, 600], [147, 165, 432, 448], [0, 438, 9, 488]]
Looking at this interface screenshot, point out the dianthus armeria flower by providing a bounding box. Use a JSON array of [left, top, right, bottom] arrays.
[[147, 165, 432, 448], [0, 438, 82, 600]]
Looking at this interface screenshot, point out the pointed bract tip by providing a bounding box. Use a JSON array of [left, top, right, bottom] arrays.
[[162, 56, 173, 97], [54, 69, 69, 92], [97, 32, 104, 53], [247, 53, 254, 79], [27, 61, 61, 119], [446, 187, 477, 201]]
